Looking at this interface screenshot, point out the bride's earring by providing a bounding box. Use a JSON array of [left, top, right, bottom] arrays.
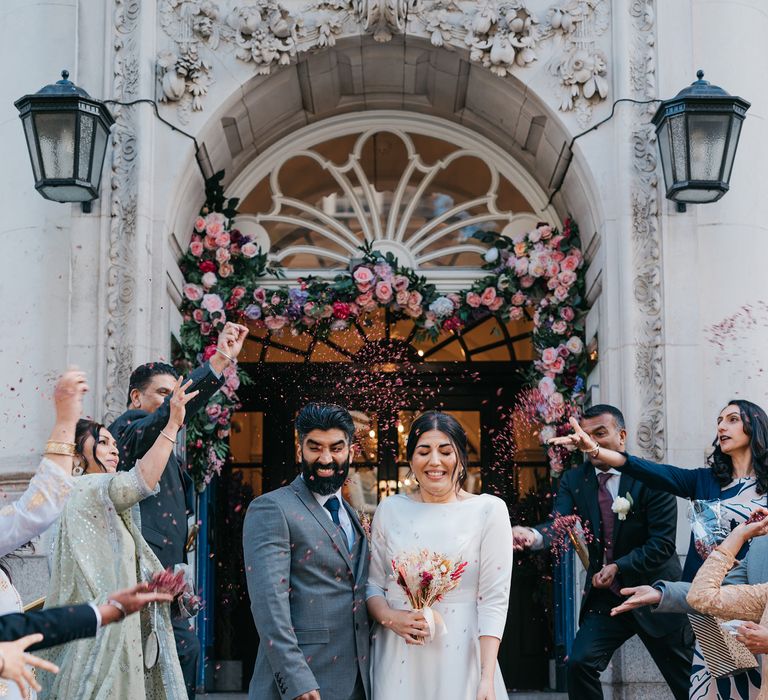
[[72, 461, 84, 477]]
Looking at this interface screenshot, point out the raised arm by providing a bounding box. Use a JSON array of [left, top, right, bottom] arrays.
[[0, 370, 87, 556], [550, 417, 700, 498]]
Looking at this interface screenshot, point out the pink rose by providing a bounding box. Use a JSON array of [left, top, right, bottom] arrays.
[[566, 336, 584, 355], [194, 216, 207, 233], [466, 292, 482, 308], [538, 376, 556, 397], [559, 270, 577, 287], [539, 225, 553, 240], [405, 306, 422, 318], [448, 293, 462, 308], [554, 285, 569, 302], [509, 306, 524, 321], [353, 266, 375, 287], [480, 287, 497, 307], [550, 235, 564, 249], [393, 275, 410, 292], [395, 290, 409, 306], [241, 242, 259, 258], [203, 236, 217, 251], [215, 233, 231, 249], [549, 357, 565, 373], [511, 291, 526, 306], [561, 255, 580, 273], [219, 262, 234, 278], [192, 309, 204, 323], [541, 347, 559, 365], [356, 291, 376, 311], [488, 296, 504, 312], [264, 315, 288, 331], [183, 283, 204, 301], [547, 262, 560, 279], [201, 272, 217, 288], [513, 258, 529, 277], [190, 241, 204, 257], [408, 291, 423, 308], [375, 281, 393, 303], [200, 322, 212, 336], [201, 294, 224, 313], [303, 301, 317, 316], [271, 294, 282, 306], [253, 287, 267, 304], [552, 320, 568, 334], [206, 220, 224, 238], [216, 247, 231, 264], [552, 250, 566, 263], [547, 277, 560, 291], [320, 305, 334, 319], [206, 404, 222, 421], [560, 306, 575, 322], [520, 276, 535, 289], [513, 242, 528, 258], [549, 392, 564, 407]]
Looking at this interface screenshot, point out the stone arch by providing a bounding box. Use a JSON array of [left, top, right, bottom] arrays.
[[163, 37, 605, 256]]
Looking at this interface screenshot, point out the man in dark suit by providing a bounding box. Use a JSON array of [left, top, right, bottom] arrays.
[[109, 321, 248, 698], [0, 583, 171, 695], [513, 404, 693, 700]]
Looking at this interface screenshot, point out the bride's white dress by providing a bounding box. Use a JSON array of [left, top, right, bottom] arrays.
[[366, 493, 514, 700]]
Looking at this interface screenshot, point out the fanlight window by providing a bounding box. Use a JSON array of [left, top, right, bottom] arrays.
[[236, 128, 541, 284]]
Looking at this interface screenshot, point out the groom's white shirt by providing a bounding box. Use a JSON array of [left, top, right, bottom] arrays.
[[311, 485, 355, 551]]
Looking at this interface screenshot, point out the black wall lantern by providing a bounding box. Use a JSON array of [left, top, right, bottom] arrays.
[[652, 70, 750, 206], [15, 71, 114, 211]]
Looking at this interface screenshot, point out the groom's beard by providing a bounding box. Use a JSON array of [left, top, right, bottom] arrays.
[[302, 456, 350, 496]]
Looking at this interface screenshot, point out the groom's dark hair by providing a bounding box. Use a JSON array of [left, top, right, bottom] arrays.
[[582, 403, 625, 430], [296, 403, 356, 443]]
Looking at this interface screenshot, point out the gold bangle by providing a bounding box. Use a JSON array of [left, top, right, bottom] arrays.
[[160, 430, 177, 444], [44, 440, 76, 456]]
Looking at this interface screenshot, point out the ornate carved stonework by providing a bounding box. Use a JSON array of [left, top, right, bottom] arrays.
[[156, 0, 610, 121], [542, 0, 610, 127], [629, 0, 665, 461], [105, 0, 142, 423]]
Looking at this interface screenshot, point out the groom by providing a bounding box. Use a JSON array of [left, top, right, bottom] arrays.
[[243, 403, 370, 700], [512, 404, 693, 700]]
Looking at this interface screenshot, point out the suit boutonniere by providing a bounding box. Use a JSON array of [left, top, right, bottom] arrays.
[[357, 510, 373, 543], [612, 492, 634, 521]]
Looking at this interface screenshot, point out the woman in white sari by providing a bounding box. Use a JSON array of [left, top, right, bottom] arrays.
[[40, 376, 198, 700]]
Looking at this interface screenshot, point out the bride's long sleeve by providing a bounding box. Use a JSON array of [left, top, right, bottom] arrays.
[[687, 547, 768, 623], [366, 502, 389, 600], [0, 458, 74, 556], [477, 496, 514, 640]]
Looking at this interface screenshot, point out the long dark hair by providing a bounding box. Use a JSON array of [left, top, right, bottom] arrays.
[[707, 399, 768, 494], [405, 412, 469, 491], [75, 419, 108, 473]]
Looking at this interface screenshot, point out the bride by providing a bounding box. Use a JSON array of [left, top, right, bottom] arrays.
[[366, 412, 513, 700]]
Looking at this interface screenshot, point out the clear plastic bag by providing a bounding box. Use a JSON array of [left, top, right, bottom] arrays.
[[688, 499, 729, 560]]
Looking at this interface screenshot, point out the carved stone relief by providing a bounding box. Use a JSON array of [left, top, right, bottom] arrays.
[[104, 0, 142, 423], [156, 0, 610, 122], [629, 0, 665, 461]]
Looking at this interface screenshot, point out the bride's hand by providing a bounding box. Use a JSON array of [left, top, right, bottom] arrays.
[[476, 677, 495, 700], [381, 609, 430, 644]]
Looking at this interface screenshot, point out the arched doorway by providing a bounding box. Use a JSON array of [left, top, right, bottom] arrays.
[[202, 112, 563, 692]]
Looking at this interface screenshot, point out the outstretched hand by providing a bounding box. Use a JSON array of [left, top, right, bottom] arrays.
[[53, 368, 89, 425], [0, 635, 59, 695], [167, 376, 200, 429], [99, 582, 174, 625], [610, 585, 662, 616], [548, 417, 597, 452]]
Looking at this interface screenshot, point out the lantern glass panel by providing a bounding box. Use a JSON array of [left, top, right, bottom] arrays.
[[670, 114, 688, 182], [674, 187, 723, 204], [39, 183, 93, 202], [721, 117, 742, 184], [34, 112, 76, 180], [91, 120, 109, 189], [688, 114, 729, 181], [21, 114, 41, 181], [77, 114, 95, 181], [658, 121, 674, 193]]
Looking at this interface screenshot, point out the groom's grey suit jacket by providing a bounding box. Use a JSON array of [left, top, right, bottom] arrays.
[[655, 535, 768, 614], [243, 475, 371, 700]]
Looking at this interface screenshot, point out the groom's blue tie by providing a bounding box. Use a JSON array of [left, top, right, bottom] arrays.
[[324, 496, 342, 526]]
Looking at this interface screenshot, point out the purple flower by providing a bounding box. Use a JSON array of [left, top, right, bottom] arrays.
[[289, 288, 309, 305], [244, 304, 262, 320]]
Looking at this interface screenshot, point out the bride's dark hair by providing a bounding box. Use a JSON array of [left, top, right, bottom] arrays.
[[405, 412, 469, 491], [708, 399, 768, 494], [75, 419, 109, 473]]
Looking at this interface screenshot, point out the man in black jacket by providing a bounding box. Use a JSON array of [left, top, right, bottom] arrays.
[[109, 321, 248, 697], [0, 583, 171, 695], [513, 404, 693, 700]]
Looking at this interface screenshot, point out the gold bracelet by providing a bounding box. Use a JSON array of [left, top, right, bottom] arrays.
[[44, 440, 76, 456], [160, 430, 178, 444]]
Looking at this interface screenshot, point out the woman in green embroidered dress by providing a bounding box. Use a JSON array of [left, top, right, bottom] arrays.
[[40, 376, 199, 700]]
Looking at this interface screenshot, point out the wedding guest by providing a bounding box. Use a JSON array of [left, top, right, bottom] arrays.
[[553, 399, 768, 700], [109, 321, 248, 699], [0, 368, 87, 700], [243, 403, 370, 700], [0, 584, 173, 696], [515, 404, 693, 700], [40, 377, 198, 700], [367, 412, 513, 700], [687, 506, 768, 699]]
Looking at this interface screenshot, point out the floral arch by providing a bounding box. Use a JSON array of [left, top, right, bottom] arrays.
[[177, 170, 588, 488]]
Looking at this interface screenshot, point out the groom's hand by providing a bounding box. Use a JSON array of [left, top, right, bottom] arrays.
[[294, 692, 320, 700], [610, 584, 662, 616], [512, 526, 536, 551]]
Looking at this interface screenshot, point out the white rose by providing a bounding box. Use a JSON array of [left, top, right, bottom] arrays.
[[201, 271, 217, 288], [484, 247, 500, 263], [611, 495, 632, 520], [539, 425, 556, 443], [565, 336, 584, 355]]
